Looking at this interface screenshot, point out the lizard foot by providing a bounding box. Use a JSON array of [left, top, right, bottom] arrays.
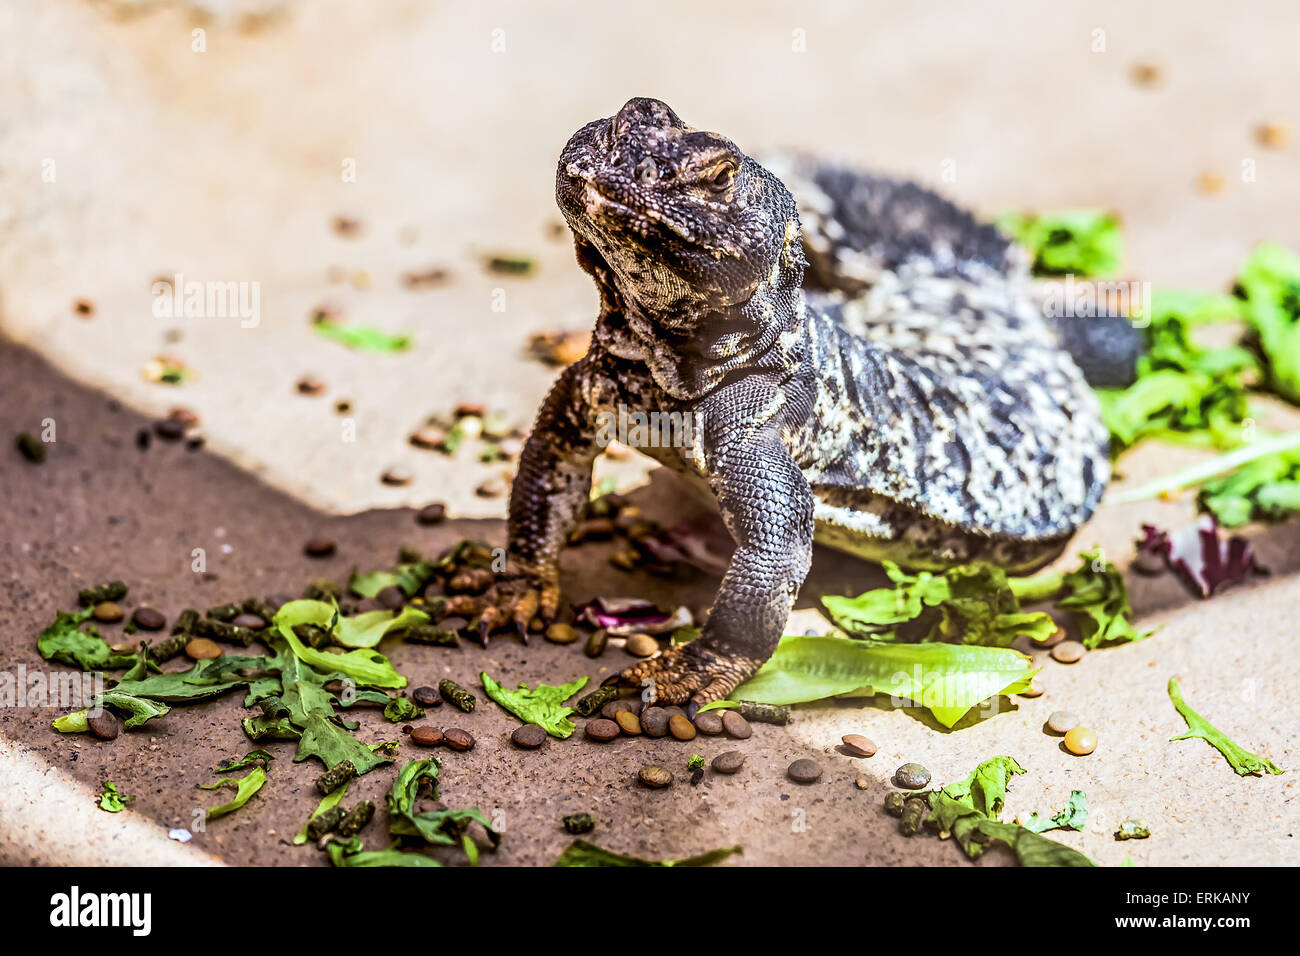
[[616, 642, 764, 714], [475, 568, 559, 647]]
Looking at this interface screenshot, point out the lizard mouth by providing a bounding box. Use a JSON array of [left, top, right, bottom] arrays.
[[566, 166, 699, 245]]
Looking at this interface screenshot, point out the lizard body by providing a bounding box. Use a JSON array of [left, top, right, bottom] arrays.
[[487, 97, 1137, 710]]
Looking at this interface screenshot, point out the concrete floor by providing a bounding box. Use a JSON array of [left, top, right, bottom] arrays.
[[1, 0, 1298, 866]]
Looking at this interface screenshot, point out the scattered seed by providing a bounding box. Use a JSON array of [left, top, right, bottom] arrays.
[[93, 602, 125, 623], [332, 216, 362, 237], [184, 638, 222, 660], [439, 679, 476, 713], [443, 728, 475, 751], [511, 724, 547, 749], [231, 613, 266, 630], [16, 433, 46, 463], [1038, 628, 1066, 648], [131, 607, 166, 631], [154, 417, 186, 441], [1115, 818, 1151, 840], [1130, 62, 1161, 86], [893, 763, 931, 789], [668, 714, 696, 741], [638, 765, 673, 788], [584, 628, 608, 658], [624, 633, 659, 658], [544, 623, 578, 644], [787, 758, 823, 784], [614, 710, 642, 735], [411, 686, 443, 708], [601, 699, 639, 719], [382, 466, 413, 486], [410, 726, 444, 747], [376, 585, 405, 610], [73, 298, 95, 317], [1197, 171, 1225, 195], [842, 734, 877, 757], [316, 760, 357, 795], [1019, 683, 1045, 698], [87, 711, 122, 741], [584, 718, 620, 742], [640, 707, 669, 738], [1256, 121, 1291, 149], [402, 267, 449, 289], [1064, 726, 1098, 755], [475, 477, 507, 498], [711, 751, 746, 774], [296, 376, 326, 396], [1047, 710, 1080, 735], [303, 537, 336, 558], [693, 712, 724, 735], [573, 684, 618, 718], [1052, 641, 1086, 664], [721, 710, 752, 739], [409, 427, 447, 450], [415, 502, 447, 525], [855, 775, 870, 790], [562, 812, 595, 834]]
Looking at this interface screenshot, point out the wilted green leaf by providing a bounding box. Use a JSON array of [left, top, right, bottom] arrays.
[[199, 767, 267, 821], [37, 607, 134, 671], [554, 840, 742, 867], [98, 780, 133, 813], [1168, 677, 1284, 776], [1023, 790, 1088, 833], [480, 672, 589, 739]]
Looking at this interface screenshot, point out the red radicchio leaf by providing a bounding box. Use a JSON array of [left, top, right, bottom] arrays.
[[1137, 516, 1265, 598], [572, 597, 693, 636]]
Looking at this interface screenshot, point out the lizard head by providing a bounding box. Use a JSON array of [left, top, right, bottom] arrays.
[[557, 97, 800, 310]]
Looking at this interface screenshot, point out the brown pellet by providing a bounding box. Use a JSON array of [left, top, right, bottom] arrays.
[[638, 765, 673, 789], [409, 726, 444, 747], [584, 628, 608, 658], [411, 686, 442, 708], [443, 728, 475, 751], [842, 734, 877, 757], [511, 724, 547, 749], [711, 751, 745, 774], [545, 623, 579, 644], [787, 758, 823, 783], [614, 710, 642, 735], [131, 607, 166, 631], [416, 502, 447, 525], [1052, 641, 1086, 664], [584, 718, 620, 743], [668, 714, 696, 741], [304, 537, 336, 558], [87, 711, 122, 741], [624, 633, 659, 658], [693, 712, 724, 735], [640, 707, 669, 738], [185, 638, 222, 660], [92, 602, 124, 623], [231, 613, 266, 630], [722, 710, 752, 739]]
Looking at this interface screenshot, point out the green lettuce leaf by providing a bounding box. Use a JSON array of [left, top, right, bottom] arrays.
[[995, 209, 1122, 277], [1016, 549, 1150, 649], [1023, 790, 1088, 833], [326, 835, 441, 867], [335, 606, 430, 649], [348, 562, 434, 599], [926, 757, 1095, 866], [214, 749, 273, 773], [1239, 242, 1300, 404], [554, 840, 743, 867], [1168, 677, 1284, 776], [294, 781, 350, 845], [199, 767, 267, 821], [386, 759, 500, 864], [98, 781, 133, 813], [701, 634, 1037, 729], [37, 607, 134, 671], [480, 672, 589, 739], [112, 654, 268, 702], [275, 601, 405, 688], [313, 319, 411, 353]]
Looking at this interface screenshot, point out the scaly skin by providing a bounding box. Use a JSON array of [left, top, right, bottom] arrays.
[[498, 97, 1122, 711]]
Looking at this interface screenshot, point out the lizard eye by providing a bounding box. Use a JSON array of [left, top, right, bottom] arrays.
[[709, 163, 736, 192], [636, 157, 659, 185]]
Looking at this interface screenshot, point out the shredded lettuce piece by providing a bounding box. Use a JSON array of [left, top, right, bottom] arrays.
[[480, 672, 589, 738], [1168, 678, 1284, 776], [554, 840, 742, 867]]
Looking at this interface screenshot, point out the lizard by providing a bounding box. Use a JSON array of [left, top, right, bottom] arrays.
[[480, 96, 1139, 713]]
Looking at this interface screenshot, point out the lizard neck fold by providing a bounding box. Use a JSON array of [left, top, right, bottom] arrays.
[[584, 217, 812, 401]]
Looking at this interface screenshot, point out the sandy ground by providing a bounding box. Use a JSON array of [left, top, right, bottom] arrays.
[[1, 0, 1298, 866]]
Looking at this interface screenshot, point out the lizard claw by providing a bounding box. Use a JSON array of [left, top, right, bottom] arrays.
[[616, 641, 762, 710], [476, 568, 557, 646]]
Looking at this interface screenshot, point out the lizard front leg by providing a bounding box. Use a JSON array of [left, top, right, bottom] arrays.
[[482, 360, 601, 644], [619, 379, 815, 710]]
